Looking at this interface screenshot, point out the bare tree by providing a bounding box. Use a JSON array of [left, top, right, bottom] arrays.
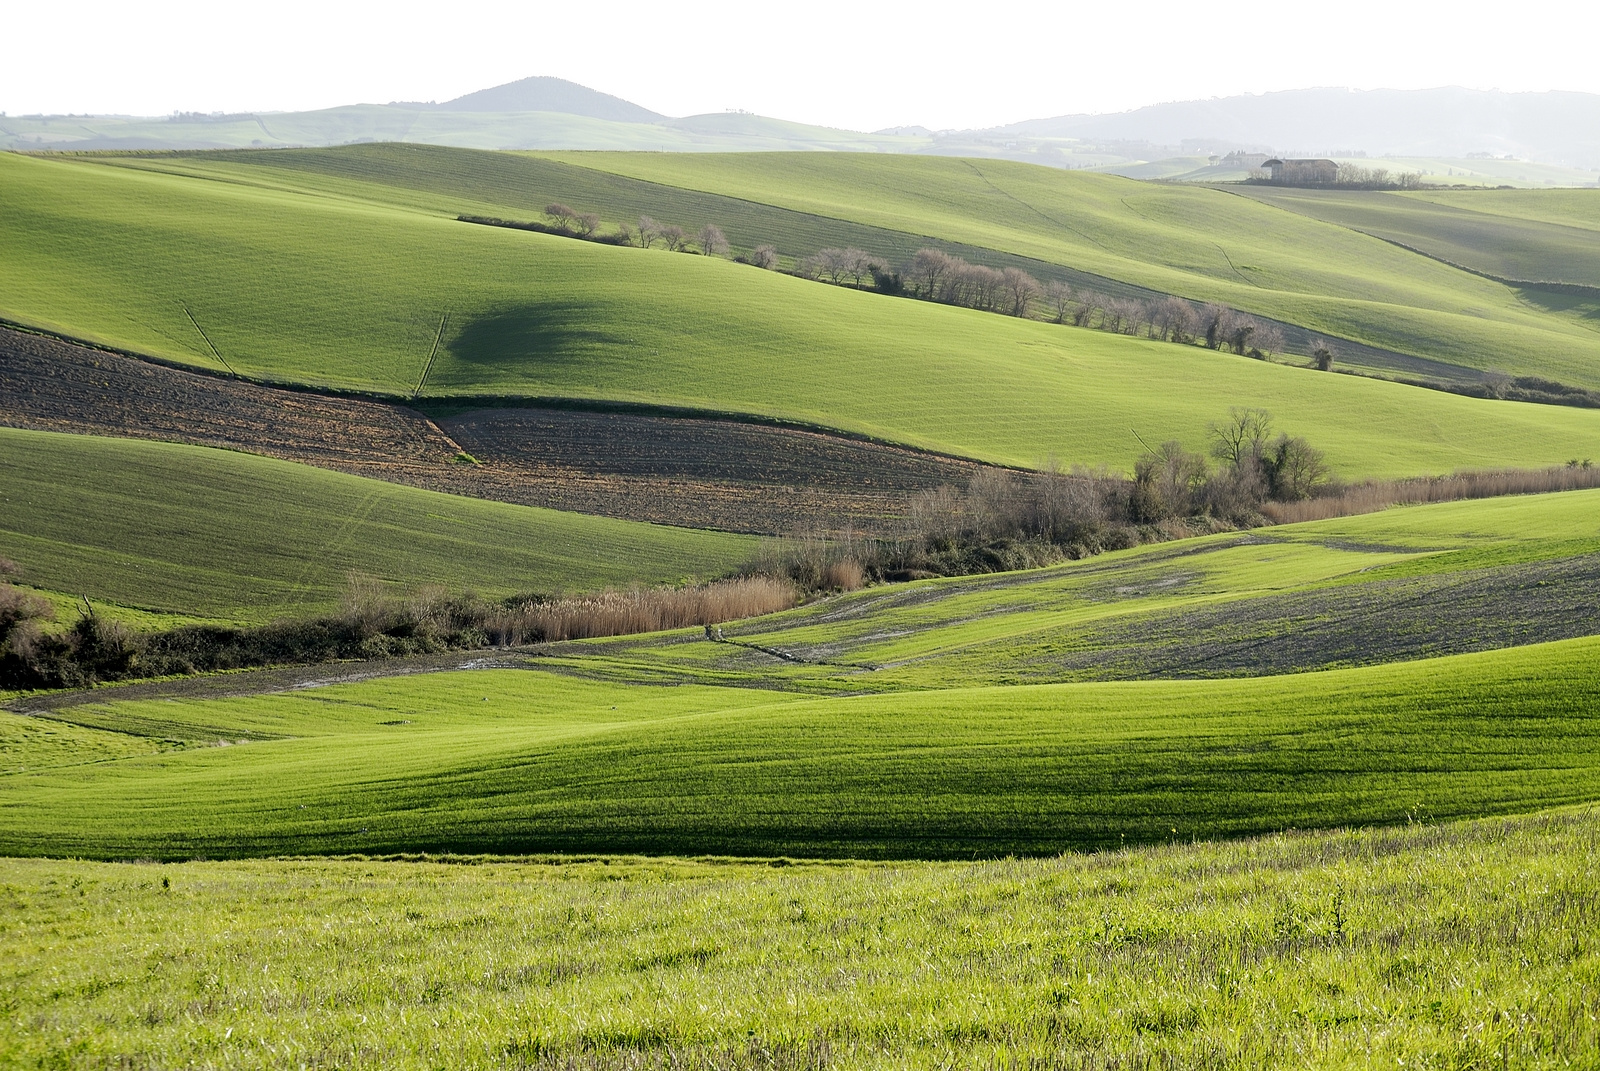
[[1254, 322, 1286, 357], [1227, 315, 1258, 355], [909, 248, 955, 300], [659, 224, 688, 252], [575, 212, 600, 238], [1133, 441, 1209, 521], [1043, 280, 1073, 323], [1072, 291, 1105, 327], [1123, 298, 1152, 337], [697, 223, 729, 256], [965, 264, 1006, 311], [614, 220, 636, 246], [793, 253, 823, 280], [1152, 296, 1196, 342], [749, 244, 779, 270], [811, 248, 851, 284], [1001, 267, 1041, 317], [1101, 297, 1129, 334], [1208, 407, 1275, 468], [544, 203, 577, 231], [1267, 435, 1329, 501], [841, 248, 881, 287], [637, 215, 662, 248]]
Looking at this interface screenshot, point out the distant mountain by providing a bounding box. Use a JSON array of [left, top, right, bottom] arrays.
[[437, 76, 665, 123], [994, 88, 1600, 167], [7, 79, 1599, 179]]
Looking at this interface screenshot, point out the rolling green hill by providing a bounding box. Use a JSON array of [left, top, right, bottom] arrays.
[[1234, 186, 1600, 290], [4, 151, 1600, 476], [547, 151, 1600, 386], [6, 634, 1600, 859], [0, 428, 755, 624]]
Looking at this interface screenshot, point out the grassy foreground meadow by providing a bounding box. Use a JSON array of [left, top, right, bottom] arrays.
[[2, 809, 1596, 1068], [5, 152, 1600, 474], [7, 635, 1600, 859], [0, 428, 754, 623]]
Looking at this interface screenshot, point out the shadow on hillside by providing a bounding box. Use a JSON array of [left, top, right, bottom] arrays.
[[444, 302, 631, 370], [1515, 285, 1600, 324]]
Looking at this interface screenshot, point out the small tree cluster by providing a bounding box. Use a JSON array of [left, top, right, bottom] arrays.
[[902, 249, 1041, 316], [1334, 165, 1424, 190], [543, 203, 600, 237]]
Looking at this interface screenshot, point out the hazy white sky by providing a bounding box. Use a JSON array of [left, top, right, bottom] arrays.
[[5, 0, 1598, 130]]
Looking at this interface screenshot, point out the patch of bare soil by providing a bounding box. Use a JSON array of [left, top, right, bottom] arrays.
[[0, 327, 982, 534]]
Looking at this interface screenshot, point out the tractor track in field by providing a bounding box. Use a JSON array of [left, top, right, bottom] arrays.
[[0, 326, 987, 536]]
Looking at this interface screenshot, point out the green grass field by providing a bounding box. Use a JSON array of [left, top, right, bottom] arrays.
[[5, 152, 1600, 475], [3, 808, 1595, 1068], [549, 151, 1600, 386], [7, 634, 1600, 859], [1234, 186, 1600, 289], [0, 428, 755, 624]]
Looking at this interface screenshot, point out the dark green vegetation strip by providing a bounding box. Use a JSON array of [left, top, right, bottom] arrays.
[[0, 427, 754, 623], [5, 637, 1600, 859], [3, 809, 1597, 1067]]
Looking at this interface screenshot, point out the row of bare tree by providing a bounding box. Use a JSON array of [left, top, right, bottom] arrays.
[[532, 206, 1332, 366], [792, 245, 1323, 362], [542, 203, 732, 256]]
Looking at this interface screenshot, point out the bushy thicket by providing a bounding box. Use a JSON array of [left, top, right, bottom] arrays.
[[0, 572, 795, 691], [759, 409, 1333, 586]]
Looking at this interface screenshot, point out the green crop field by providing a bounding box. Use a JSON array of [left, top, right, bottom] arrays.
[[0, 428, 755, 624], [7, 633, 1600, 859], [1234, 186, 1600, 289], [4, 152, 1600, 475], [548, 151, 1600, 386], [3, 808, 1596, 1068]]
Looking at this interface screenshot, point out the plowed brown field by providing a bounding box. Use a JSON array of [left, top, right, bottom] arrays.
[[0, 327, 981, 534]]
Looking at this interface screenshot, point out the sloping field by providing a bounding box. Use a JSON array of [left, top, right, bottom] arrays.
[[90, 145, 1487, 384], [1234, 186, 1600, 289], [0, 428, 754, 623], [3, 810, 1596, 1068], [0, 327, 982, 534], [545, 489, 1600, 692], [4, 153, 1600, 475], [548, 152, 1600, 385], [4, 636, 1600, 859]]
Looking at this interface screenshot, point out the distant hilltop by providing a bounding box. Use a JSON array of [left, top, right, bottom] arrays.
[[5, 79, 1599, 180]]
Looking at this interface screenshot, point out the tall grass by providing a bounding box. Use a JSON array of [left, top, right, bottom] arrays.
[[1263, 464, 1600, 523], [488, 577, 797, 644], [4, 809, 1599, 1068]]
